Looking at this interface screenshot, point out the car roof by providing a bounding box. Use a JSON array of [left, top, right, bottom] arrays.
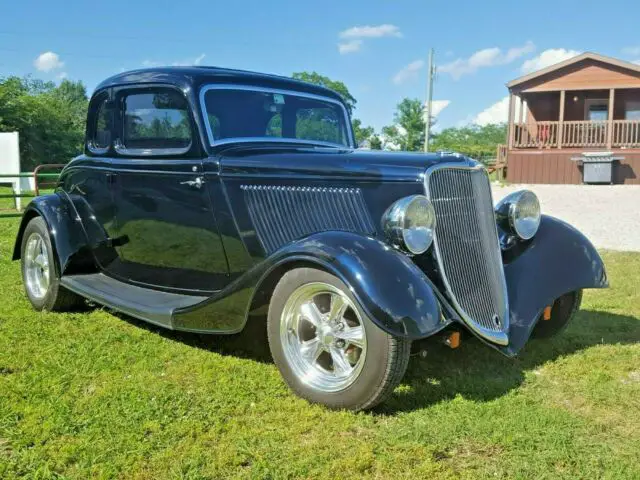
[[94, 66, 345, 103]]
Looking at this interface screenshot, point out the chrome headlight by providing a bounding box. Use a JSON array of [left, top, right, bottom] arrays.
[[495, 190, 541, 240], [383, 195, 436, 254]]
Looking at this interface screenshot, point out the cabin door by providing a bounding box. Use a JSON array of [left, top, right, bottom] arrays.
[[107, 86, 228, 294]]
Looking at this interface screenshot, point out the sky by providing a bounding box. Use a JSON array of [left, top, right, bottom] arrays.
[[2, 0, 640, 132]]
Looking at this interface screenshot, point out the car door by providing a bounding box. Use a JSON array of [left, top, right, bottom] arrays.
[[109, 86, 229, 294]]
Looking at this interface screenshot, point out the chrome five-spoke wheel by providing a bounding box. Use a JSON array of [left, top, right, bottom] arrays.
[[24, 232, 51, 300], [268, 267, 411, 411], [280, 282, 367, 392]]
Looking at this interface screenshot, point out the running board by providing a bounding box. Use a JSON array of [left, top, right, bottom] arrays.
[[60, 273, 208, 329]]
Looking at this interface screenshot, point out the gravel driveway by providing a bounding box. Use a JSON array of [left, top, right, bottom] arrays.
[[491, 184, 640, 252]]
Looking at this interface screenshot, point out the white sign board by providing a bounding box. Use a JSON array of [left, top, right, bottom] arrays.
[[0, 132, 23, 209]]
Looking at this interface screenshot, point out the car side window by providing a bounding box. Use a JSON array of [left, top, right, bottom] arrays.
[[122, 89, 192, 152], [93, 97, 112, 149]]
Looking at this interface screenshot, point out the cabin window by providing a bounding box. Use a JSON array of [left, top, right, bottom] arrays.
[[121, 89, 192, 152], [584, 98, 609, 122], [201, 86, 351, 148], [625, 101, 640, 121], [588, 105, 608, 121]]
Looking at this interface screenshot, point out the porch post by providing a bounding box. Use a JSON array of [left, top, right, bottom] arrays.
[[507, 92, 515, 149], [607, 88, 615, 149], [558, 90, 565, 149]]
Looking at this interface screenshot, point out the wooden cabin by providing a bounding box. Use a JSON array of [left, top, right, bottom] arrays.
[[503, 52, 640, 184]]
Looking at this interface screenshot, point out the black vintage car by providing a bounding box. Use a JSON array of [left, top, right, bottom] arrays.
[[14, 67, 607, 410]]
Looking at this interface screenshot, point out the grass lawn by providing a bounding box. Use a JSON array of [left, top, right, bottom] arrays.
[[0, 216, 639, 479]]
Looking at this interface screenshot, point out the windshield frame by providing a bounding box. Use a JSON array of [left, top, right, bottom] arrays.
[[199, 84, 354, 149]]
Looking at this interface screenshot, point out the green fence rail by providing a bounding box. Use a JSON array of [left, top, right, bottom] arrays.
[[0, 165, 65, 218]]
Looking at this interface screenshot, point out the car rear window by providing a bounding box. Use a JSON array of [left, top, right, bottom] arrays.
[[202, 87, 350, 147]]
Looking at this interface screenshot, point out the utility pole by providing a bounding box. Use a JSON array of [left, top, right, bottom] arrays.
[[424, 48, 435, 152]]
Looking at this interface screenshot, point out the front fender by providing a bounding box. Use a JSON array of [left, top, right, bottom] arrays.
[[500, 215, 608, 356], [173, 231, 445, 338]]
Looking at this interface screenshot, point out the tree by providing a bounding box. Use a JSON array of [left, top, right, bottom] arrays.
[[369, 135, 383, 150], [292, 71, 357, 115], [52, 79, 89, 131], [352, 118, 374, 147], [0, 76, 89, 170], [381, 98, 426, 151], [431, 123, 507, 161]]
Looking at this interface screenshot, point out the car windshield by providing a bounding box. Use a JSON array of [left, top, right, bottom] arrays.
[[201, 86, 351, 147]]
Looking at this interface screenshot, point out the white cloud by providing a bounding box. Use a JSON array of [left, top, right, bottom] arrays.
[[520, 48, 580, 73], [622, 46, 640, 56], [393, 59, 425, 85], [33, 51, 64, 72], [336, 24, 401, 55], [472, 96, 524, 126], [429, 100, 451, 117], [338, 40, 362, 55], [56, 72, 68, 80], [339, 24, 402, 39], [142, 53, 206, 68], [192, 53, 206, 65], [633, 59, 640, 65], [439, 41, 535, 80]]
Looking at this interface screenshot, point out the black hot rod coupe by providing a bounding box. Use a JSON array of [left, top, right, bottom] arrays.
[[14, 67, 607, 410]]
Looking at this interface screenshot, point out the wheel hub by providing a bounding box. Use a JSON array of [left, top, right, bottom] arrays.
[[24, 232, 50, 300], [280, 282, 367, 393], [319, 326, 335, 347]]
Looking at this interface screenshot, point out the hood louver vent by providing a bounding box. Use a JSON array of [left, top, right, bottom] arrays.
[[242, 185, 376, 254]]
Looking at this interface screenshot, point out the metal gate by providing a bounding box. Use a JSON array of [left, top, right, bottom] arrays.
[[0, 164, 65, 218]]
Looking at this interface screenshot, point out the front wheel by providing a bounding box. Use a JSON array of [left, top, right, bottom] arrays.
[[267, 267, 410, 411], [531, 290, 583, 339]]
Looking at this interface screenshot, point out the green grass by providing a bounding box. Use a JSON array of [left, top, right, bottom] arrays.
[[0, 217, 639, 479]]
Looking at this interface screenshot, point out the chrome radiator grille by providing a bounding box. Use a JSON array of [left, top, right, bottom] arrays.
[[427, 166, 509, 343]]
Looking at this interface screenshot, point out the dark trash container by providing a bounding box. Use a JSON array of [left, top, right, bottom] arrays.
[[571, 152, 623, 184]]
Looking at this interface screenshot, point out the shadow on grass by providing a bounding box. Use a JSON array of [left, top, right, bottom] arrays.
[[111, 310, 274, 364], [378, 310, 640, 414], [110, 309, 638, 413]]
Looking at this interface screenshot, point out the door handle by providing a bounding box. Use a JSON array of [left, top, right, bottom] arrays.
[[180, 177, 204, 189]]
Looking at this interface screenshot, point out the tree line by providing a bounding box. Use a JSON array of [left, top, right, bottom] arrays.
[[0, 72, 506, 170], [0, 77, 88, 170]]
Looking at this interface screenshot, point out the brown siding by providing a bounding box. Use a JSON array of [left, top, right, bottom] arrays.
[[515, 59, 640, 93], [526, 91, 560, 122], [507, 150, 640, 184]]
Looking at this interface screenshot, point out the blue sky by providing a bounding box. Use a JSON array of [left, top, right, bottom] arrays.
[[2, 0, 640, 131]]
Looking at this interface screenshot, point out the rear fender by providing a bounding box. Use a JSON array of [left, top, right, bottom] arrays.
[[500, 215, 608, 356], [12, 193, 97, 274], [173, 231, 445, 338]]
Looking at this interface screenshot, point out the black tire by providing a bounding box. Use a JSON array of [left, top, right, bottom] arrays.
[[267, 267, 411, 411], [20, 216, 83, 312], [531, 290, 582, 339]]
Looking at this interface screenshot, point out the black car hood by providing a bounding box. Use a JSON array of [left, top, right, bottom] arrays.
[[217, 144, 476, 182]]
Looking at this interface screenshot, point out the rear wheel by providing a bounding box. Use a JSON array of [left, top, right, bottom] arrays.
[[267, 267, 410, 411], [531, 290, 582, 339], [21, 216, 83, 311]]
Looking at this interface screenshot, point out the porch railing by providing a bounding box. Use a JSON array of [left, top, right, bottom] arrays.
[[513, 120, 640, 149], [613, 120, 640, 148]]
